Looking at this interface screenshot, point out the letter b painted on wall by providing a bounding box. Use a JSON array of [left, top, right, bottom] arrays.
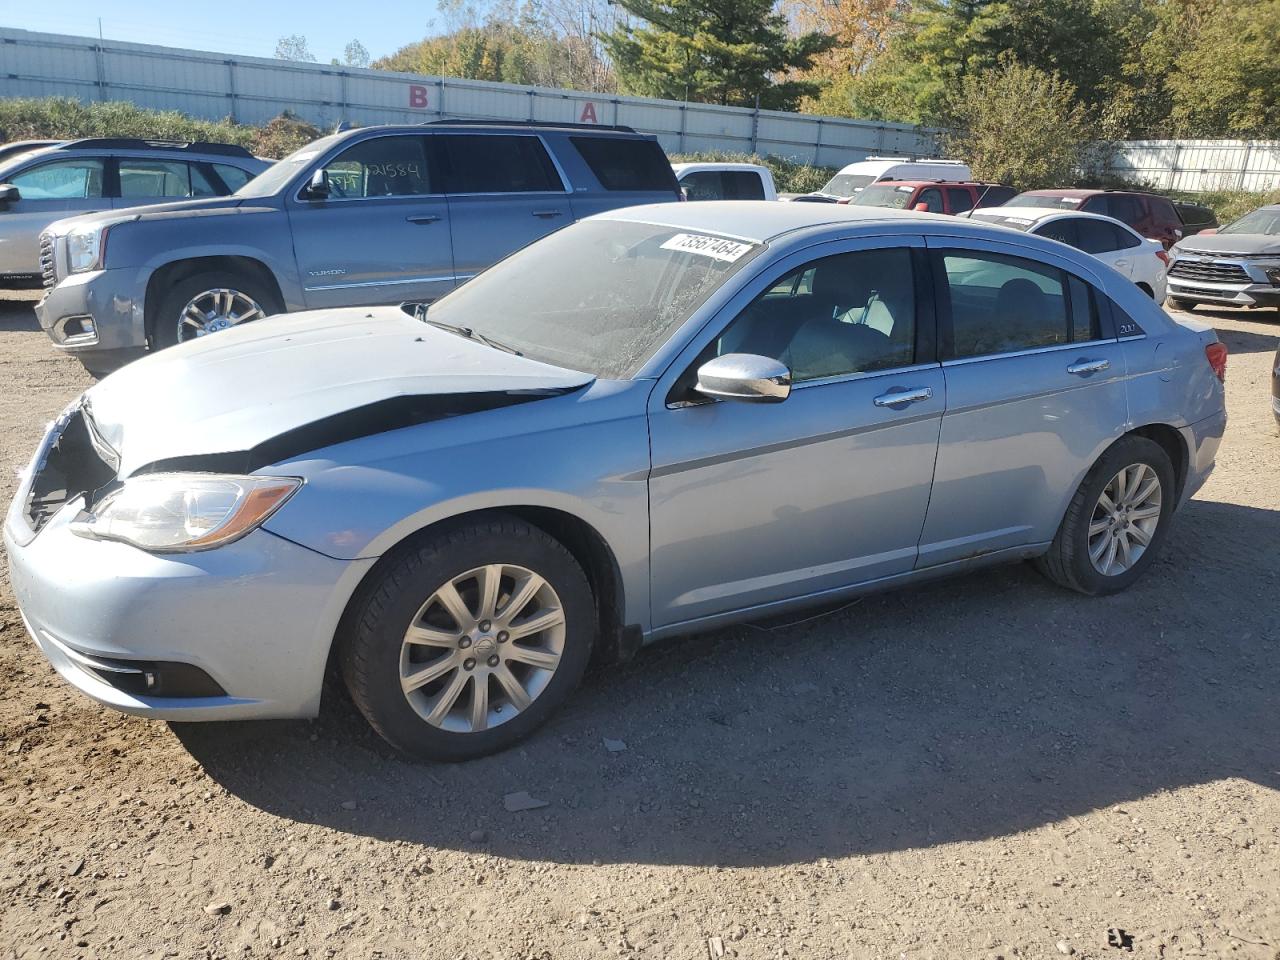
[[409, 84, 429, 109]]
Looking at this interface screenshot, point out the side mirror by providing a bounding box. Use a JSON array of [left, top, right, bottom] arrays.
[[302, 169, 330, 200], [694, 353, 791, 404], [913, 202, 930, 212], [0, 183, 19, 206]]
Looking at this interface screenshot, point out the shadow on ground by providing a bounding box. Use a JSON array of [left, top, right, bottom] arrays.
[[177, 498, 1280, 867]]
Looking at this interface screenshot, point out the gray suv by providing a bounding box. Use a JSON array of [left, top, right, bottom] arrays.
[[36, 121, 682, 374], [0, 138, 269, 282]]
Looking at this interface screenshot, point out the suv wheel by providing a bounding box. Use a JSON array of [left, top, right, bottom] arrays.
[[153, 271, 281, 349], [1167, 297, 1198, 312], [1035, 436, 1176, 596], [340, 515, 595, 761]]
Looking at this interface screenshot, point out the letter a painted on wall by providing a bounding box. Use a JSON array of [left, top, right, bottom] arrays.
[[579, 102, 597, 124]]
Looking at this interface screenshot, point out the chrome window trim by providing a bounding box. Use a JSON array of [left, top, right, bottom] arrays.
[[790, 360, 942, 391], [293, 130, 571, 204], [1118, 334, 1148, 343], [941, 338, 1117, 367]]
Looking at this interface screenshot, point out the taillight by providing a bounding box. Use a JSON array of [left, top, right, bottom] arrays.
[[1156, 249, 1169, 266], [1205, 341, 1228, 383]]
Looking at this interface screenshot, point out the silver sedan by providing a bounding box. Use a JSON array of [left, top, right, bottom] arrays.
[[5, 202, 1228, 760]]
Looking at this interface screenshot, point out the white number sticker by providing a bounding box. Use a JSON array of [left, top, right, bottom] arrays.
[[661, 233, 756, 263]]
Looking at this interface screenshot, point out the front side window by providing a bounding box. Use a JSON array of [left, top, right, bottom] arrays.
[[9, 158, 105, 199], [425, 220, 762, 379], [319, 136, 431, 199], [1036, 218, 1078, 246], [938, 250, 1099, 359], [118, 159, 192, 198], [679, 171, 724, 201], [916, 188, 944, 213], [438, 134, 561, 193], [708, 248, 916, 383]]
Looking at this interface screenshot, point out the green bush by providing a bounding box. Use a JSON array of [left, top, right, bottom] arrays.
[[0, 97, 322, 159], [669, 151, 836, 195]]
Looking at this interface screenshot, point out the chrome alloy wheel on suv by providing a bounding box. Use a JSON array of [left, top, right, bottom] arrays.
[[176, 288, 267, 342]]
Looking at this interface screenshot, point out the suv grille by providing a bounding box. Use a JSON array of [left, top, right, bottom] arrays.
[[1168, 259, 1250, 284], [39, 233, 57, 289]]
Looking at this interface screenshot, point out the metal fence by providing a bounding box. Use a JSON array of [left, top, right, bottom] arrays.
[[1108, 139, 1280, 193], [0, 27, 942, 168]]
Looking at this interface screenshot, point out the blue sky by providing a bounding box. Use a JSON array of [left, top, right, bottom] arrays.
[[1, 1, 441, 63]]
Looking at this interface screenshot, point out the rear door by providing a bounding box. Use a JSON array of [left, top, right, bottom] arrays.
[[438, 133, 573, 282], [0, 156, 107, 274], [917, 239, 1127, 566], [287, 133, 455, 309]]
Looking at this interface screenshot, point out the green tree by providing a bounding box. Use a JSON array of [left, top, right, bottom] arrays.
[[274, 34, 317, 62], [942, 58, 1092, 189], [600, 0, 832, 109]]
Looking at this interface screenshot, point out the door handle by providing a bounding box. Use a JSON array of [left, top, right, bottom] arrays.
[[873, 386, 933, 408], [1113, 259, 1129, 268], [1067, 358, 1111, 376], [531, 209, 564, 219], [406, 214, 441, 225]]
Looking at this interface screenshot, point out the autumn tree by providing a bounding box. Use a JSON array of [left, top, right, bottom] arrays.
[[600, 0, 832, 109], [274, 34, 317, 62]]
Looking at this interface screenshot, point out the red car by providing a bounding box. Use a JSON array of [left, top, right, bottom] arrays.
[[1003, 189, 1187, 249], [849, 180, 1017, 215]]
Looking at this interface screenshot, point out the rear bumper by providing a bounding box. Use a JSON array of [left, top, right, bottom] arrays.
[[1179, 408, 1227, 504]]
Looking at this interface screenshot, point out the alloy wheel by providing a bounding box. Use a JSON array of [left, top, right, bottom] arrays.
[[176, 288, 266, 342], [399, 564, 566, 733], [1088, 462, 1163, 576]]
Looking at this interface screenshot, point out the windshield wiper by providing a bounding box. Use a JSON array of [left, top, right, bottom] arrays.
[[424, 317, 522, 357]]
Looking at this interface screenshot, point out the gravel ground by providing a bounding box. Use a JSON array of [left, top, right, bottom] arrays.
[[0, 289, 1277, 960]]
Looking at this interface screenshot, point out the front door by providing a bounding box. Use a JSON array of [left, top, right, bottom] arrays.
[[0, 157, 107, 275], [436, 133, 574, 282], [288, 133, 455, 309], [917, 239, 1128, 566], [647, 240, 944, 629]]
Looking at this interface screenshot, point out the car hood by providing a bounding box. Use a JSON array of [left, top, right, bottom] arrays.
[[45, 196, 258, 236], [1177, 233, 1280, 256], [84, 306, 595, 476]]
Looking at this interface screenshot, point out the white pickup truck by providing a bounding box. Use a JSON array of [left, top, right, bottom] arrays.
[[671, 162, 778, 201]]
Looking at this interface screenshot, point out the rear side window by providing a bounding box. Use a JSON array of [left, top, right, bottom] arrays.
[[1074, 218, 1121, 254], [438, 134, 562, 193], [118, 159, 193, 198], [722, 170, 766, 200], [572, 136, 676, 192], [1147, 196, 1182, 229], [213, 163, 254, 193], [975, 185, 1016, 207], [946, 187, 974, 214], [937, 250, 1100, 359]]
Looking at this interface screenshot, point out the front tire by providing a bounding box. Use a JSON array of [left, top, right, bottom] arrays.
[[1167, 297, 1198, 312], [340, 515, 596, 761], [1035, 436, 1176, 596], [152, 271, 281, 349]]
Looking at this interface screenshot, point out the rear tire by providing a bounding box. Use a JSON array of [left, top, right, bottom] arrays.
[[152, 271, 281, 349], [1167, 297, 1197, 312], [340, 515, 596, 761], [1034, 436, 1176, 596]]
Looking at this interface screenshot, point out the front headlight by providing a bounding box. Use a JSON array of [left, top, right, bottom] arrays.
[[70, 474, 301, 552], [67, 223, 108, 274]]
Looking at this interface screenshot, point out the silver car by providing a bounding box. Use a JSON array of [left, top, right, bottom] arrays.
[[1167, 204, 1280, 313], [0, 138, 269, 282], [5, 203, 1228, 760]]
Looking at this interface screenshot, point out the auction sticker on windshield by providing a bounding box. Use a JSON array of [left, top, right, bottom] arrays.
[[661, 233, 757, 263]]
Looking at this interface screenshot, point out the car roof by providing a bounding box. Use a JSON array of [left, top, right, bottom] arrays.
[[972, 206, 1133, 225], [869, 179, 1001, 188], [671, 162, 771, 174], [598, 199, 982, 243]]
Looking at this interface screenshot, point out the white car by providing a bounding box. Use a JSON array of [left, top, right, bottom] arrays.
[[968, 207, 1168, 303], [671, 162, 777, 201], [791, 157, 972, 203]]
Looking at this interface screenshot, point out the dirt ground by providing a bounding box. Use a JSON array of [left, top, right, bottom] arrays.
[[0, 289, 1277, 960]]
